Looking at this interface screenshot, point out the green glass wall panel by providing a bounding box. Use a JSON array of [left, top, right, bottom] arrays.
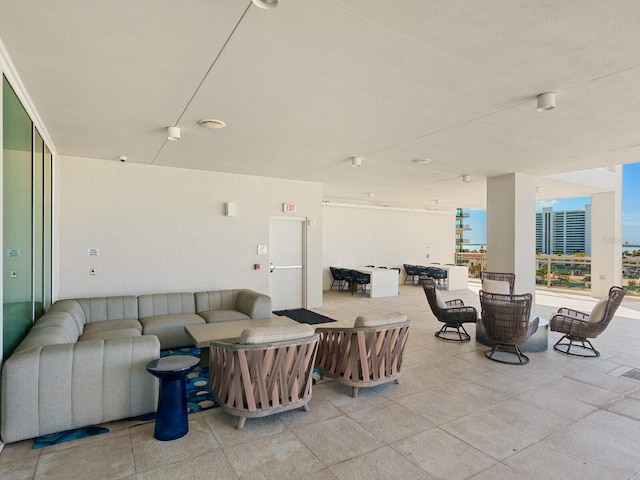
[[3, 76, 33, 357], [2, 76, 53, 357]]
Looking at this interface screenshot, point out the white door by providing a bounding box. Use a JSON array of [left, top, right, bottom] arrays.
[[269, 217, 305, 310]]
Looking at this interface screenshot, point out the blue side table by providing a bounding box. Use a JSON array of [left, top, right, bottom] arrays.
[[146, 355, 199, 441]]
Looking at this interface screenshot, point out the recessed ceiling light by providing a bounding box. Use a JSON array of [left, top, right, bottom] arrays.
[[412, 158, 431, 165], [198, 119, 226, 129]]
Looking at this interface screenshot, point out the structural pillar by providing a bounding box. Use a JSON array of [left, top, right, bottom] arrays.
[[486, 173, 537, 296], [590, 190, 622, 298]]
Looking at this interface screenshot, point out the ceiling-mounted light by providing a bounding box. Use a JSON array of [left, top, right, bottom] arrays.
[[412, 158, 431, 165], [537, 92, 556, 112], [462, 175, 471, 183], [167, 126, 181, 141], [252, 0, 278, 9], [367, 192, 374, 199], [198, 119, 226, 129], [352, 156, 362, 167]]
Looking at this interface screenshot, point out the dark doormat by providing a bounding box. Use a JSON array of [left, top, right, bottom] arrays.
[[273, 308, 337, 325]]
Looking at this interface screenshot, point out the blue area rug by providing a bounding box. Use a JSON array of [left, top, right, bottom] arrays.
[[33, 346, 216, 449]]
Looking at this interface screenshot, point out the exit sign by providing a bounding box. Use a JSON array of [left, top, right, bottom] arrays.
[[282, 203, 296, 213]]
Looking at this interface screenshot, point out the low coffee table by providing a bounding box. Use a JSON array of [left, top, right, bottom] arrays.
[[185, 316, 300, 366]]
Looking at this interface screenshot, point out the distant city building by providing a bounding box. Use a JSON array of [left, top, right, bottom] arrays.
[[455, 208, 470, 252], [536, 205, 591, 255]]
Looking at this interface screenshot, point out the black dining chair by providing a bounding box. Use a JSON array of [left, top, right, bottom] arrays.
[[329, 267, 345, 292], [349, 270, 371, 297]]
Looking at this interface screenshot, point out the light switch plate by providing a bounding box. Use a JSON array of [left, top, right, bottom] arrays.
[[257, 245, 267, 255]]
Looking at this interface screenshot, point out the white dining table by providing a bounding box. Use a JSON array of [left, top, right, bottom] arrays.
[[349, 267, 399, 298]]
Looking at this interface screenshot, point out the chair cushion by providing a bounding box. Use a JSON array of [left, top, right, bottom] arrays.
[[239, 324, 315, 344], [434, 288, 447, 309], [354, 312, 408, 327], [589, 298, 608, 323], [482, 279, 511, 294]]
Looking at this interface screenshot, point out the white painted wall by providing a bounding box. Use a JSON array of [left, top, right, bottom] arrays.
[[322, 205, 456, 289], [57, 156, 324, 307]]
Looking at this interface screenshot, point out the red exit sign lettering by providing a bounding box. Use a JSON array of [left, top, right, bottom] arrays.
[[283, 203, 296, 213]]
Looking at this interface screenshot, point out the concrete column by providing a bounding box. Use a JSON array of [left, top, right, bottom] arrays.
[[590, 190, 622, 298], [486, 173, 537, 296]]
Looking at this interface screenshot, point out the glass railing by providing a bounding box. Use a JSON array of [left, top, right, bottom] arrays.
[[454, 252, 640, 297]]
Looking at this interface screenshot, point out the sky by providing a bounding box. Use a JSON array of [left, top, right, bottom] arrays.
[[464, 162, 640, 247]]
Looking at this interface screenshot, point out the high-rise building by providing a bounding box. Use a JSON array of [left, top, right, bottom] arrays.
[[455, 208, 470, 252], [536, 205, 591, 255]]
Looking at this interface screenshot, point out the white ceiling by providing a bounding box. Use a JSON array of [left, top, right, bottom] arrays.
[[2, 0, 639, 209]]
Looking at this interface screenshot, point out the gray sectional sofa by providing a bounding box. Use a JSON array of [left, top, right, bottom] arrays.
[[0, 289, 271, 444]]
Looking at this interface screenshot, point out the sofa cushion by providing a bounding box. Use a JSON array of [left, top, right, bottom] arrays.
[[46, 300, 86, 337], [140, 313, 205, 349], [76, 296, 138, 323], [239, 324, 315, 344], [79, 328, 142, 342], [195, 290, 241, 312], [198, 309, 250, 323], [354, 312, 408, 328], [138, 293, 195, 319], [83, 319, 142, 334]]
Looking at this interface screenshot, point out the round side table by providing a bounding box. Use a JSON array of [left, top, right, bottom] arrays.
[[146, 355, 199, 441]]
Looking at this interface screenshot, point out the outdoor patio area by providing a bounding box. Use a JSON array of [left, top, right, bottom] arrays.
[[2, 283, 640, 479]]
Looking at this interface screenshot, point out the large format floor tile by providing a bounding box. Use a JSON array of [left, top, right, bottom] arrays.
[[2, 285, 639, 480]]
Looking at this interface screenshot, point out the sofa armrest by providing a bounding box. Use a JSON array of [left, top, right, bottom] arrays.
[[236, 290, 272, 319], [1, 335, 160, 444]]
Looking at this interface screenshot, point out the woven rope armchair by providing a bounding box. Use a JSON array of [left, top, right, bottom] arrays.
[[479, 290, 537, 365], [208, 327, 319, 429], [315, 315, 410, 398], [550, 285, 625, 357], [420, 276, 477, 342]]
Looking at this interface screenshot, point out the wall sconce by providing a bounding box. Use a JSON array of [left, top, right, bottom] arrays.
[[225, 202, 236, 217]]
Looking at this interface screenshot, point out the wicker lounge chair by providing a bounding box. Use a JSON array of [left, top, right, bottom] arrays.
[[315, 313, 410, 397], [420, 276, 477, 342], [479, 290, 537, 365], [550, 285, 625, 357], [208, 324, 319, 429]]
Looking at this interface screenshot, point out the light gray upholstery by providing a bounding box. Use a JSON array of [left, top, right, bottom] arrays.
[[197, 310, 250, 323], [1, 306, 159, 443], [138, 292, 195, 318], [195, 289, 272, 322], [76, 296, 139, 323], [139, 313, 205, 350], [1, 288, 272, 444]]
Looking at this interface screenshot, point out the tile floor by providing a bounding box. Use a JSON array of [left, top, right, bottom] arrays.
[[2, 282, 640, 480]]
